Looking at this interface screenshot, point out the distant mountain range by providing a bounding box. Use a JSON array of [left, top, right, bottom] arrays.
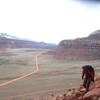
[[50, 30, 100, 60], [0, 33, 20, 40], [0, 33, 56, 49]]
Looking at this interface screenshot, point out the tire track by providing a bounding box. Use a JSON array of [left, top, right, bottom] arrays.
[[0, 55, 39, 87]]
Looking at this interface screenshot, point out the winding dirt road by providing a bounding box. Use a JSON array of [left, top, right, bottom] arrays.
[[0, 55, 39, 87]]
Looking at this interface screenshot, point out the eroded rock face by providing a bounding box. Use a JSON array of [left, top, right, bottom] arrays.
[[54, 30, 100, 60]]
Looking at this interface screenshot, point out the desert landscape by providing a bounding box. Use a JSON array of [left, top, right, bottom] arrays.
[[0, 48, 100, 100], [1, 0, 100, 99]]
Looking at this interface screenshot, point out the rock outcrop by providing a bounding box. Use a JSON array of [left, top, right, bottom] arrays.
[[49, 75, 100, 100], [52, 30, 100, 60]]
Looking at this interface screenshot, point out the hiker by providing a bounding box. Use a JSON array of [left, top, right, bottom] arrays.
[[82, 65, 95, 92]]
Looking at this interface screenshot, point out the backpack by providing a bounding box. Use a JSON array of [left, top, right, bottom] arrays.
[[83, 65, 95, 77]]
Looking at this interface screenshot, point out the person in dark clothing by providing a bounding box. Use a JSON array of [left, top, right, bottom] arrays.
[[82, 65, 95, 92]]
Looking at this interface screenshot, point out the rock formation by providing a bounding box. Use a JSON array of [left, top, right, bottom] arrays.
[[0, 35, 56, 49], [53, 30, 100, 60], [49, 75, 100, 100]]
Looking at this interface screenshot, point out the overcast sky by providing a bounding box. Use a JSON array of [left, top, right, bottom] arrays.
[[0, 0, 100, 44]]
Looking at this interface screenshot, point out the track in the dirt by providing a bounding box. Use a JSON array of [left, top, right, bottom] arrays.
[[0, 55, 39, 87]]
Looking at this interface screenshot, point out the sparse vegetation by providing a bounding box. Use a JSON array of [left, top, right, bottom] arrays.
[[0, 48, 100, 100]]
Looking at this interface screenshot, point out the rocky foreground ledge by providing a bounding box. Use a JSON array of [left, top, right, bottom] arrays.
[[48, 75, 100, 100]]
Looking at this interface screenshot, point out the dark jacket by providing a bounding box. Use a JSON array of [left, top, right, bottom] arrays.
[[82, 69, 94, 81]]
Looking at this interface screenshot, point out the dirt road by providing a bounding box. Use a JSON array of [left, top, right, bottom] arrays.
[[0, 55, 39, 87]]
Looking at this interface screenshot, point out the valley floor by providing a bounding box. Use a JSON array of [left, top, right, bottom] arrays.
[[0, 48, 100, 100]]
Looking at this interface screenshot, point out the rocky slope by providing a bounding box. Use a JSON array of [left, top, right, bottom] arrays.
[[52, 30, 100, 60], [48, 75, 100, 100]]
